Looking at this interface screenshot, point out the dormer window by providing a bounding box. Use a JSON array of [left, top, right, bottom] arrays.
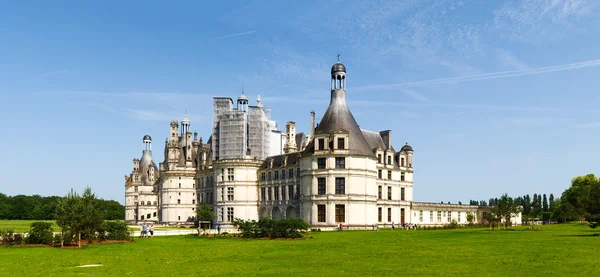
[[318, 138, 325, 150], [387, 156, 391, 165], [337, 137, 345, 149], [401, 158, 405, 167], [378, 154, 382, 163]]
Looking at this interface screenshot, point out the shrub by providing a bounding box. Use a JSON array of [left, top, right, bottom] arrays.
[[0, 229, 15, 246], [24, 222, 53, 245], [62, 231, 74, 246], [13, 234, 24, 245], [103, 221, 131, 241], [233, 217, 310, 239], [53, 234, 62, 246]]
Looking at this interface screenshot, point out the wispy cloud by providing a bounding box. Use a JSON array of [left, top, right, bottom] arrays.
[[493, 0, 600, 43], [213, 30, 257, 40], [29, 70, 70, 80], [496, 49, 529, 70], [355, 58, 600, 92]]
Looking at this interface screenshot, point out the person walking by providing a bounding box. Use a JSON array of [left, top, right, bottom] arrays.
[[141, 223, 147, 238], [149, 224, 154, 237], [392, 222, 395, 231]]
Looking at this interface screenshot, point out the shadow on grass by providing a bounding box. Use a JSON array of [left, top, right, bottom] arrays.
[[556, 233, 600, 237]]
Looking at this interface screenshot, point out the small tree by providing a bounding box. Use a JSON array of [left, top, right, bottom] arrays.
[[55, 187, 104, 247], [196, 204, 215, 235], [466, 213, 475, 226], [484, 211, 499, 230], [24, 222, 53, 245], [494, 194, 522, 230]]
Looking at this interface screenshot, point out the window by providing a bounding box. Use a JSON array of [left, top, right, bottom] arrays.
[[378, 154, 382, 163], [177, 199, 181, 204], [192, 199, 195, 204], [378, 186, 382, 199], [447, 211, 451, 219], [134, 186, 138, 192], [220, 208, 224, 221], [296, 185, 300, 199], [274, 186, 280, 200], [378, 207, 382, 222], [318, 138, 325, 150], [268, 187, 272, 201], [419, 210, 423, 222], [318, 205, 326, 222], [378, 170, 382, 179], [228, 168, 234, 181], [288, 185, 294, 200], [153, 212, 157, 217], [437, 211, 442, 222], [289, 169, 294, 179], [430, 211, 433, 222], [179, 183, 181, 188], [261, 187, 266, 201], [318, 158, 326, 169], [141, 215, 144, 220], [274, 171, 279, 180], [388, 208, 392, 222], [335, 157, 345, 169], [458, 212, 461, 222], [281, 186, 286, 200], [387, 156, 391, 165], [296, 168, 300, 177], [153, 201, 157, 205], [140, 201, 144, 206], [401, 188, 405, 201], [335, 178, 345, 194], [401, 172, 405, 181], [387, 171, 392, 180], [227, 207, 234, 221], [227, 187, 234, 201], [179, 192, 181, 196], [281, 170, 286, 179], [318, 178, 326, 195], [387, 187, 392, 200], [401, 158, 405, 167], [178, 216, 181, 220], [221, 188, 224, 201], [267, 172, 271, 180], [335, 205, 345, 222], [337, 137, 345, 149], [261, 172, 266, 181]]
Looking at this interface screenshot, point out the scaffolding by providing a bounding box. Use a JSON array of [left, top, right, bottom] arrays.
[[212, 97, 276, 161]]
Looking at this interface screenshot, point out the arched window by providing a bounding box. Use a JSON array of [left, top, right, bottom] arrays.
[[147, 201, 151, 206]]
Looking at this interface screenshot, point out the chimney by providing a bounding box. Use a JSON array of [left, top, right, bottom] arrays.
[[310, 110, 315, 137]]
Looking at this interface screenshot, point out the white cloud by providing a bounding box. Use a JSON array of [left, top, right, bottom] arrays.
[[213, 30, 257, 40]]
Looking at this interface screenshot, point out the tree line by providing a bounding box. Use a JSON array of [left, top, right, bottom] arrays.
[[0, 193, 124, 220]]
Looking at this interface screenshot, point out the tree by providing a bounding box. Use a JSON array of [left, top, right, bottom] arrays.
[[542, 194, 548, 212], [522, 194, 531, 215], [484, 210, 499, 230], [466, 213, 475, 225], [55, 187, 104, 247], [494, 193, 522, 230], [549, 194, 555, 212], [196, 204, 215, 235]]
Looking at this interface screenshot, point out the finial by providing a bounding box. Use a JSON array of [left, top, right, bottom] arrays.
[[337, 53, 340, 62], [242, 85, 244, 95]]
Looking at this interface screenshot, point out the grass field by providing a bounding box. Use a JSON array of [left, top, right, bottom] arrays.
[[0, 223, 599, 276], [0, 220, 59, 233]]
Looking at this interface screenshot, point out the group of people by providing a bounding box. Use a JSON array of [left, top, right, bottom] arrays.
[[140, 222, 155, 238]]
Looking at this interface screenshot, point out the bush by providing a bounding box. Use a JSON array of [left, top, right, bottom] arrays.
[[13, 234, 24, 245], [103, 221, 131, 241], [62, 231, 74, 246], [233, 217, 310, 239], [24, 222, 53, 245], [0, 229, 15, 246], [53, 234, 62, 246]]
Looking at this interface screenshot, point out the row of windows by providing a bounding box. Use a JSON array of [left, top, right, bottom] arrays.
[[261, 168, 300, 181], [377, 154, 409, 167], [377, 207, 394, 222], [317, 157, 346, 169], [377, 186, 406, 201], [261, 185, 299, 201], [377, 170, 405, 181], [139, 212, 157, 221], [316, 177, 346, 195], [138, 201, 157, 206], [218, 187, 235, 201], [316, 137, 346, 151], [418, 210, 461, 223], [317, 204, 345, 222]]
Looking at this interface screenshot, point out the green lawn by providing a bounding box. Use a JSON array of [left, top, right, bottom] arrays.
[[0, 220, 59, 233], [0, 223, 599, 276]]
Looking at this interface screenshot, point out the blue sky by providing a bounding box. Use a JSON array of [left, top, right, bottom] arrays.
[[2, 0, 600, 203]]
